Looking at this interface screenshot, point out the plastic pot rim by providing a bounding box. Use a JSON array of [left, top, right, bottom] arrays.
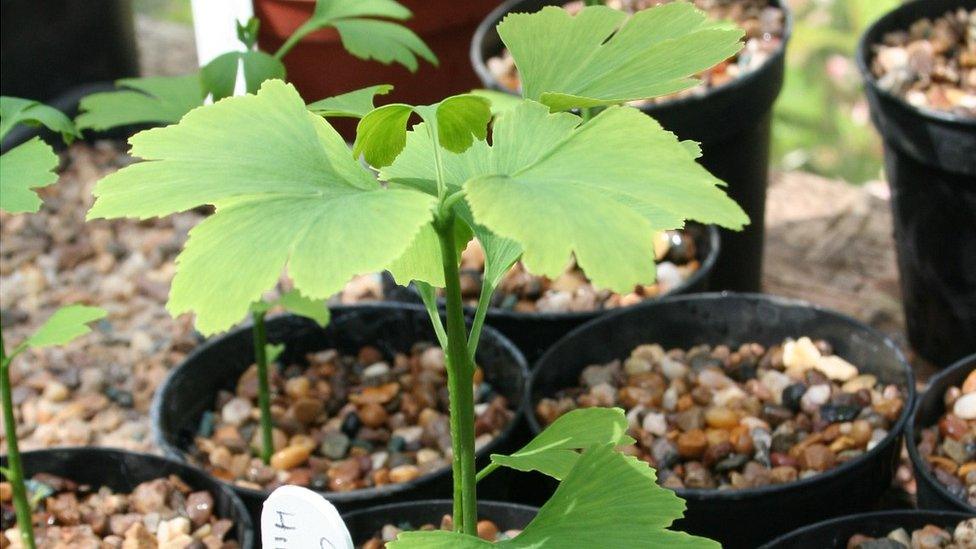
[[469, 0, 794, 115], [756, 509, 975, 548], [855, 0, 976, 130], [151, 302, 531, 507], [339, 498, 540, 522], [2, 446, 256, 549], [525, 291, 916, 502], [414, 223, 720, 323], [905, 352, 976, 514]]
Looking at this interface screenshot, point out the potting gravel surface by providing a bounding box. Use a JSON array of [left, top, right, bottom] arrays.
[[452, 229, 701, 313], [359, 516, 519, 548], [0, 473, 239, 548], [536, 337, 906, 490], [192, 344, 513, 494], [916, 370, 976, 507], [0, 142, 383, 455], [486, 0, 786, 104], [871, 8, 976, 118], [847, 518, 976, 549]]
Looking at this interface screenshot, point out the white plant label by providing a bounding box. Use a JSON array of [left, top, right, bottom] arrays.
[[261, 485, 354, 549]]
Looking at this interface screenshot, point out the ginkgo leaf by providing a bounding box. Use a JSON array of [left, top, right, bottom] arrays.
[[353, 94, 491, 167], [0, 138, 59, 214], [202, 51, 288, 101], [508, 444, 718, 548], [88, 80, 435, 334], [20, 305, 107, 351], [276, 0, 435, 72], [75, 75, 206, 131], [390, 531, 492, 549], [487, 407, 633, 480], [386, 217, 472, 287], [469, 89, 523, 117], [498, 3, 743, 111], [333, 19, 437, 72], [307, 85, 394, 118], [277, 289, 330, 327], [381, 99, 746, 293], [0, 96, 78, 142], [463, 101, 748, 292], [266, 342, 286, 364]]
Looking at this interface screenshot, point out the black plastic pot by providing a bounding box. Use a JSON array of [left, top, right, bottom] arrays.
[[856, 0, 976, 368], [0, 0, 138, 102], [907, 353, 976, 514], [342, 499, 538, 545], [152, 303, 530, 528], [471, 0, 792, 293], [0, 447, 255, 548], [402, 223, 720, 364], [524, 293, 915, 549], [759, 510, 974, 548]]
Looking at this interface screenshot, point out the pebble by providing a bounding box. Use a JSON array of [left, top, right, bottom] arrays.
[[388, 464, 421, 484], [919, 372, 976, 506], [953, 393, 976, 420], [270, 445, 312, 471], [221, 398, 253, 427]]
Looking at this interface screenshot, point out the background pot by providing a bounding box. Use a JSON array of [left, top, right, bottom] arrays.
[[525, 293, 914, 549], [342, 499, 538, 545], [758, 510, 974, 549], [0, 0, 138, 102], [400, 223, 720, 364], [856, 0, 976, 368], [471, 0, 792, 293], [254, 0, 500, 138], [907, 352, 976, 514], [0, 447, 255, 549], [152, 303, 529, 528]]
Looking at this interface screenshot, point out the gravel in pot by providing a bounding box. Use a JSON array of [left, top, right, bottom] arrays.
[[0, 448, 254, 548], [908, 353, 976, 514], [472, 0, 792, 293], [525, 293, 914, 549], [758, 510, 975, 549], [152, 304, 529, 525], [342, 500, 537, 548], [856, 0, 976, 368]]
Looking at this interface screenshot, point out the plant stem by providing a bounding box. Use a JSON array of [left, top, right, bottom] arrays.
[[0, 329, 36, 549], [435, 216, 478, 536], [251, 311, 274, 465], [466, 281, 495, 362]]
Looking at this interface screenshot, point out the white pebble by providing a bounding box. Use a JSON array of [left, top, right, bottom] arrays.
[[815, 355, 859, 382], [221, 397, 253, 427], [783, 337, 821, 372], [156, 517, 190, 543], [713, 385, 747, 408], [800, 384, 831, 414], [760, 370, 792, 404], [642, 412, 668, 437], [953, 393, 976, 420], [660, 356, 689, 380]]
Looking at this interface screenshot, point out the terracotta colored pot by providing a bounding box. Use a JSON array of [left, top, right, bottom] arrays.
[[254, 0, 499, 115]]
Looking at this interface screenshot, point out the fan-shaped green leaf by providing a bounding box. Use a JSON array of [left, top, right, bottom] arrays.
[[488, 407, 633, 480], [0, 138, 59, 214], [0, 96, 78, 143], [75, 75, 206, 131], [277, 289, 330, 327], [498, 3, 743, 111], [307, 85, 394, 118], [333, 19, 437, 72], [88, 80, 435, 334], [21, 305, 107, 351], [202, 51, 287, 101], [462, 100, 747, 293]]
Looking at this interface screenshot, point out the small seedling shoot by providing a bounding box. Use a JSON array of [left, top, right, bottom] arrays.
[[1, 99, 107, 549], [88, 2, 748, 546]]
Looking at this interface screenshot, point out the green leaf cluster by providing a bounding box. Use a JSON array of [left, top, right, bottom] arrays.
[[76, 0, 436, 132], [0, 97, 78, 214], [4, 305, 107, 361]]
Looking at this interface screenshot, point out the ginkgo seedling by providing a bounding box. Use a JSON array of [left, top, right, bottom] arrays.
[[75, 0, 436, 132], [88, 3, 746, 546], [0, 306, 107, 549]]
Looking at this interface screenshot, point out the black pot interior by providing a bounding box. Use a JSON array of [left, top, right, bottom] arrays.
[[3, 448, 255, 548], [342, 499, 538, 545], [760, 510, 973, 549]]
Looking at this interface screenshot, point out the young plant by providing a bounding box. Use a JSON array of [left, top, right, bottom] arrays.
[[88, 3, 747, 546], [1, 98, 107, 549], [248, 290, 329, 464], [75, 0, 436, 131]]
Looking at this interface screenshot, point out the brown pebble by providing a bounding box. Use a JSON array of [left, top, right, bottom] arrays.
[[359, 403, 389, 428], [798, 444, 836, 472], [290, 398, 324, 424], [351, 382, 400, 405], [677, 430, 708, 459], [704, 406, 739, 429], [185, 490, 214, 527], [389, 464, 421, 484], [477, 520, 499, 541], [270, 445, 312, 471]]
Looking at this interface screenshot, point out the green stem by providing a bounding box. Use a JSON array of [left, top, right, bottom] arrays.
[[0, 329, 36, 549], [273, 22, 316, 60], [466, 280, 495, 362], [251, 311, 274, 465], [435, 216, 478, 535], [474, 462, 498, 483]]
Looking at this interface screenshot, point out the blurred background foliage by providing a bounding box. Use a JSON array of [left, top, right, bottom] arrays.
[[133, 0, 897, 184]]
